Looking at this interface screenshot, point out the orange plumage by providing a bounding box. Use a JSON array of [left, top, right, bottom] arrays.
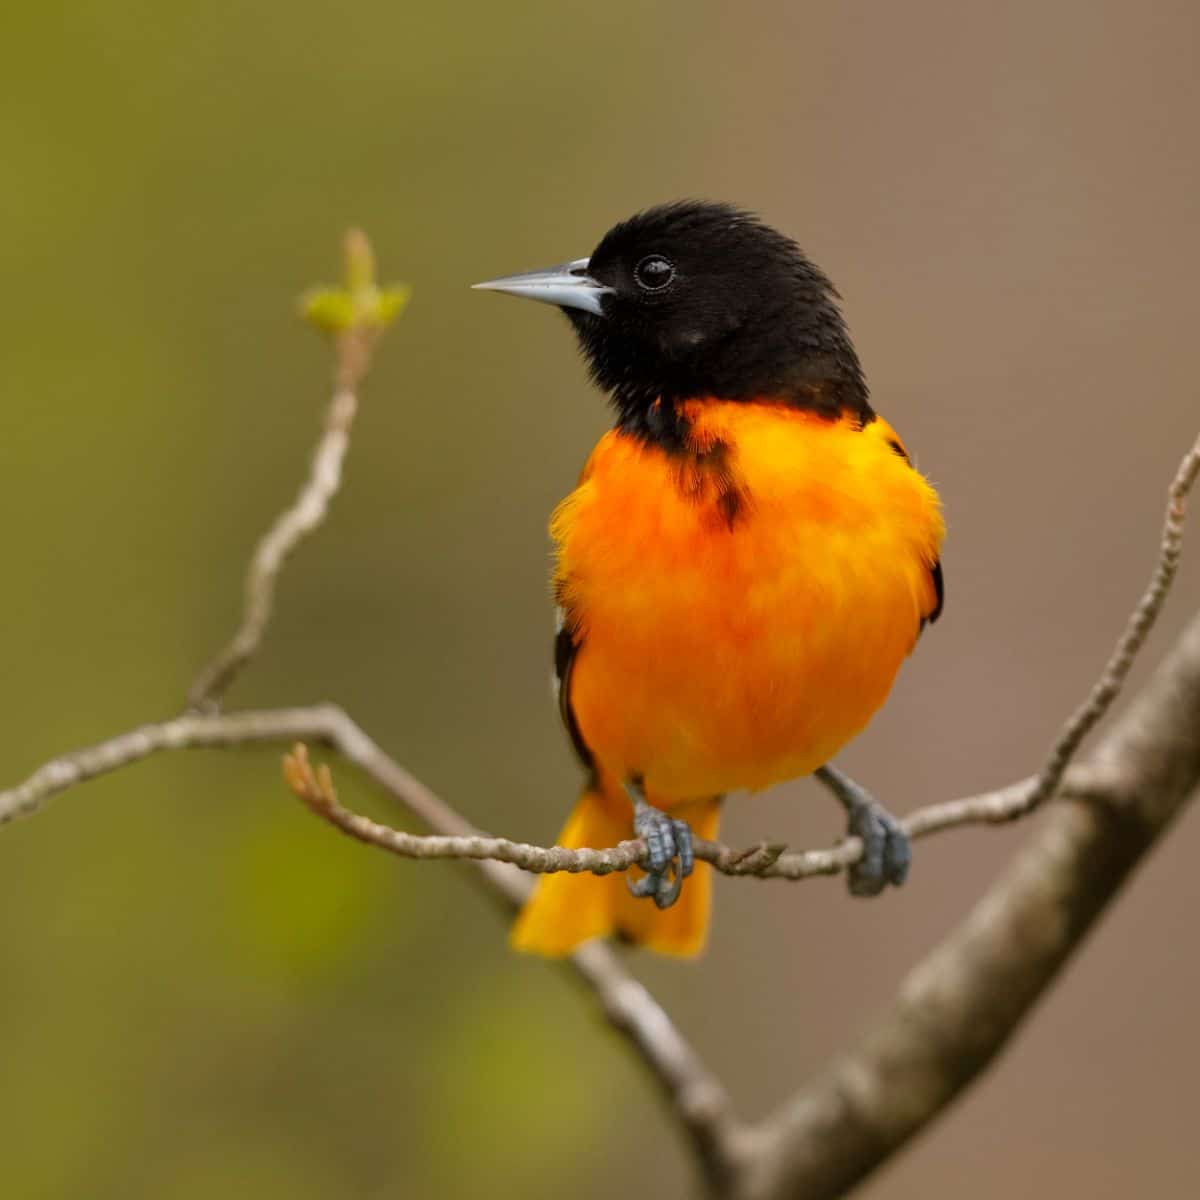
[[512, 400, 943, 956]]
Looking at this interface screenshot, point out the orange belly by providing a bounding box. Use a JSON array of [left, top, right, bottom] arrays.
[[554, 401, 944, 799]]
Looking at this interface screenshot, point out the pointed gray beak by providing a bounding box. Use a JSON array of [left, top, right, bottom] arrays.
[[472, 258, 610, 316]]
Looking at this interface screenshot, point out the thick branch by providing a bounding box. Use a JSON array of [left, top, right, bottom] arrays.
[[741, 624, 1200, 1191]]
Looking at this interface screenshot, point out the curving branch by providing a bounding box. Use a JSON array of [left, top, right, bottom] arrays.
[[3, 227, 1198, 1199], [280, 741, 1093, 882], [1006, 434, 1200, 817], [186, 230, 408, 712]]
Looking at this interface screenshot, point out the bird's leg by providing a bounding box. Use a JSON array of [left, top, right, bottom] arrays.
[[624, 777, 693, 910], [815, 763, 911, 897]]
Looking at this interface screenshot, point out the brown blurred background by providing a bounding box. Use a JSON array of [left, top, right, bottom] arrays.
[[2, 1, 1198, 1196]]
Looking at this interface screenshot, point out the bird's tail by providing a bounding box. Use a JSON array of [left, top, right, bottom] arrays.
[[510, 769, 720, 958]]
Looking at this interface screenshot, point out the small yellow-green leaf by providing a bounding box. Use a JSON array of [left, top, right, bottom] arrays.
[[367, 284, 411, 327], [299, 287, 355, 333], [300, 232, 409, 336]]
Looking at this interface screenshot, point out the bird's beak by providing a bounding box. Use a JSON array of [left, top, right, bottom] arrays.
[[472, 258, 610, 316]]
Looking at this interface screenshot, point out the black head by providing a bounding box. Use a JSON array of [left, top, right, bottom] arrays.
[[474, 201, 870, 439]]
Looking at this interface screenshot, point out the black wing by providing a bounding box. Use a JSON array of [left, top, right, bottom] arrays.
[[883, 435, 945, 631], [554, 608, 594, 770], [928, 559, 945, 624]]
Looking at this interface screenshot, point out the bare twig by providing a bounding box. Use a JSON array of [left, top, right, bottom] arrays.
[[186, 230, 405, 711], [184, 377, 359, 710], [0, 713, 1078, 873], [1008, 433, 1200, 817], [280, 745, 1097, 882], [569, 940, 748, 1190]]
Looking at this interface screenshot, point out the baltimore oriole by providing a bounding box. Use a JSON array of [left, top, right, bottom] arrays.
[[475, 201, 944, 957]]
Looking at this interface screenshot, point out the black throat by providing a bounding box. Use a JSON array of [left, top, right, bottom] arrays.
[[568, 310, 874, 452]]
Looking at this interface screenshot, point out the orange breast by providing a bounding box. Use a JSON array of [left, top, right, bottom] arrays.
[[554, 401, 944, 799]]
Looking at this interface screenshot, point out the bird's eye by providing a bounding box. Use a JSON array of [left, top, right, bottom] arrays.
[[634, 254, 676, 292]]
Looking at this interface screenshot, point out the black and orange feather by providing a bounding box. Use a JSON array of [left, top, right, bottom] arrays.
[[478, 202, 944, 958]]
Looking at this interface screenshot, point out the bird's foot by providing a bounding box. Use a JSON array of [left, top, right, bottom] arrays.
[[816, 764, 910, 897], [626, 787, 693, 910]]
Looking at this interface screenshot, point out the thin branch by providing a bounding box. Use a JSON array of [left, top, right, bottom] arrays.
[[186, 230, 397, 712], [0, 707, 340, 826], [569, 940, 748, 1192], [1007, 433, 1200, 817], [0, 710, 1078, 873], [280, 743, 1098, 882], [184, 370, 359, 711]]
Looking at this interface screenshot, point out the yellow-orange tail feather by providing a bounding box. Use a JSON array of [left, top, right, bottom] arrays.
[[511, 772, 720, 958]]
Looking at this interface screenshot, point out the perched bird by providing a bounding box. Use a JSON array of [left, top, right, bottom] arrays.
[[475, 201, 944, 957]]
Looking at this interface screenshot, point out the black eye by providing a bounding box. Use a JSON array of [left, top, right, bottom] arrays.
[[634, 254, 675, 292]]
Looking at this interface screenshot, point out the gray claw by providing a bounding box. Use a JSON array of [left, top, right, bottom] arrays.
[[652, 864, 684, 909], [627, 872, 659, 898], [673, 818, 694, 878], [846, 798, 910, 896], [627, 796, 693, 910], [816, 765, 911, 898]]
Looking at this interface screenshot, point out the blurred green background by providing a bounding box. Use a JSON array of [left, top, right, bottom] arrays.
[[3, 2, 1199, 1196]]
